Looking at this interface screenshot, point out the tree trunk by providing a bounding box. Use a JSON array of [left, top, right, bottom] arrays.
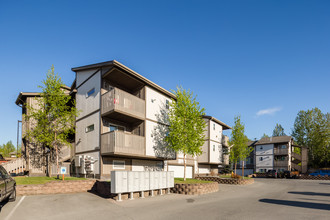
[[242, 160, 245, 179], [55, 133, 59, 179], [234, 162, 237, 175], [184, 153, 186, 181]]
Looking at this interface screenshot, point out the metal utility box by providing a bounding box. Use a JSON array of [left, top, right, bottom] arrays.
[[139, 171, 149, 191], [75, 155, 81, 167], [128, 171, 140, 192], [150, 171, 160, 190], [166, 171, 174, 188], [159, 172, 167, 189], [111, 171, 128, 193]]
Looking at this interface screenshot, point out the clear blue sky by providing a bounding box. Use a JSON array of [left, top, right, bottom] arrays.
[[1, 0, 329, 146]]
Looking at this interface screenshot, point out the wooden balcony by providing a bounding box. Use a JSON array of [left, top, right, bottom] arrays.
[[101, 131, 145, 156], [101, 88, 145, 122], [274, 148, 289, 155], [274, 159, 289, 167]]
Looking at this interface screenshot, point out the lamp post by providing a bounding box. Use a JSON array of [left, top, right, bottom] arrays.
[[17, 120, 22, 158]]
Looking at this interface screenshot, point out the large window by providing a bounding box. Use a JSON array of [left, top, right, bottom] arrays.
[[280, 145, 286, 149]]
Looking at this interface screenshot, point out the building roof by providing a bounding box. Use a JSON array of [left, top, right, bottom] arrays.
[[255, 135, 292, 145], [15, 85, 71, 106], [202, 115, 231, 130], [247, 140, 258, 146], [71, 60, 176, 99]]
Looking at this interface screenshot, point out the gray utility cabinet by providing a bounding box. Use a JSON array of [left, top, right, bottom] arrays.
[[111, 171, 174, 194]]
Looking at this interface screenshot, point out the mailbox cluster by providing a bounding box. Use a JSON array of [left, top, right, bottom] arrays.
[[111, 171, 174, 201]]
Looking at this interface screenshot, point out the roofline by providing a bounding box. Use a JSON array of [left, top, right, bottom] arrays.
[[15, 92, 40, 106], [254, 136, 293, 145], [203, 115, 231, 130], [15, 85, 71, 106], [71, 60, 176, 99]]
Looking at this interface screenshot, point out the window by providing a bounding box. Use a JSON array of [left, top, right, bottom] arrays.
[[113, 160, 125, 169], [213, 123, 215, 130], [259, 157, 263, 161], [166, 100, 170, 109], [86, 88, 95, 98], [281, 145, 286, 149], [213, 145, 215, 151], [85, 124, 94, 133], [260, 146, 263, 150], [109, 124, 125, 132]]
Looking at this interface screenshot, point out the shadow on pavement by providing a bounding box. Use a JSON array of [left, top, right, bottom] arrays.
[[0, 199, 9, 213], [288, 191, 330, 197], [319, 183, 330, 185], [259, 199, 330, 211]]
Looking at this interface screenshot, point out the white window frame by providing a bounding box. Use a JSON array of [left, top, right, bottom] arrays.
[[85, 124, 94, 133], [113, 160, 125, 169]]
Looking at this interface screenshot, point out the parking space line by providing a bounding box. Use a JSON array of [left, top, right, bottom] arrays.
[[4, 196, 25, 220]]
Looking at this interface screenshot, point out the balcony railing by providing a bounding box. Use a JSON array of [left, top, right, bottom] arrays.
[[101, 88, 145, 119], [101, 131, 145, 156], [274, 148, 289, 155], [274, 159, 289, 167]]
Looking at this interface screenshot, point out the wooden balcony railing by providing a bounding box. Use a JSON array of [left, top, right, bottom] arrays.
[[101, 131, 145, 156], [101, 88, 145, 119]]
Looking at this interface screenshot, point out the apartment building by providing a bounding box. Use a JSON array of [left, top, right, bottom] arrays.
[[16, 60, 231, 179], [255, 136, 308, 173], [15, 86, 74, 176], [71, 60, 178, 179], [167, 116, 231, 178]]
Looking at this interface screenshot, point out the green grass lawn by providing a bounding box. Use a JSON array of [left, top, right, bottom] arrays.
[[14, 176, 87, 185], [174, 178, 213, 184]]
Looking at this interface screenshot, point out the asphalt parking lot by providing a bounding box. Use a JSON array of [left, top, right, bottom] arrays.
[[1, 179, 329, 220]]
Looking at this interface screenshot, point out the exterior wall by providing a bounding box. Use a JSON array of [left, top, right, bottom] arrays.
[[209, 120, 222, 143], [102, 157, 132, 176], [76, 69, 98, 88], [131, 159, 163, 171], [168, 165, 193, 178], [198, 164, 211, 174], [209, 140, 222, 163], [75, 111, 100, 153], [76, 70, 101, 120], [145, 86, 171, 123], [198, 141, 209, 163], [256, 144, 273, 172]]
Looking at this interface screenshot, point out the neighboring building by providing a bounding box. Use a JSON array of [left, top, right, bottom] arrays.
[[235, 140, 257, 176], [255, 136, 308, 173], [235, 136, 308, 176], [15, 87, 74, 176], [167, 116, 231, 178]]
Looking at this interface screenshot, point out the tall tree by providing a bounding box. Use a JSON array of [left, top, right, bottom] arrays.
[[25, 66, 78, 177], [292, 108, 330, 168], [0, 141, 16, 157], [229, 116, 251, 178], [261, 133, 269, 139], [272, 123, 286, 136], [166, 87, 206, 181]]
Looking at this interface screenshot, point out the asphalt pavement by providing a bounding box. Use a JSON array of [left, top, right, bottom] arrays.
[[1, 179, 329, 220]]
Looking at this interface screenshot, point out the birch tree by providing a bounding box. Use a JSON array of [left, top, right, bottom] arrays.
[[166, 87, 206, 181], [25, 66, 78, 177]]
